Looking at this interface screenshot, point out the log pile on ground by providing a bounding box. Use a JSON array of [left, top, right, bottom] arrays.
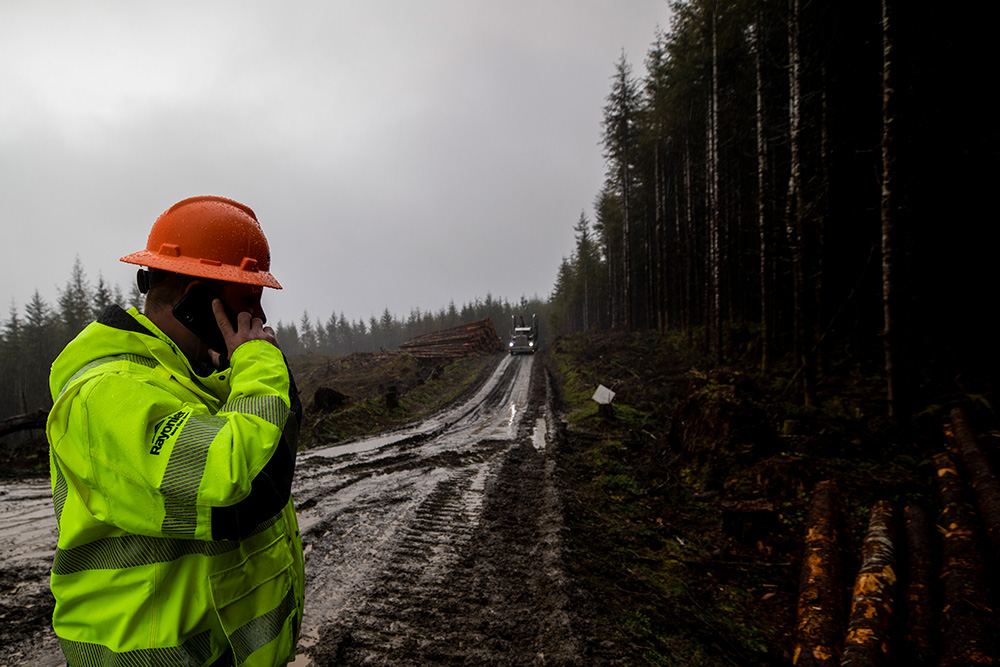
[[791, 407, 1000, 665], [399, 318, 502, 359], [793, 481, 845, 667], [946, 407, 1000, 563], [901, 504, 936, 667], [0, 409, 48, 438], [840, 500, 895, 667], [934, 452, 997, 665]]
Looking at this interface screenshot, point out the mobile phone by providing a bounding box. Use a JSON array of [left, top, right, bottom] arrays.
[[172, 283, 238, 359]]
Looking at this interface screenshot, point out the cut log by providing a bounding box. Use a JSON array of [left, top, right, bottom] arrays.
[[399, 318, 503, 358], [840, 500, 896, 667], [900, 504, 936, 667], [947, 407, 1000, 563], [934, 453, 998, 666], [793, 480, 845, 667], [0, 409, 49, 438]]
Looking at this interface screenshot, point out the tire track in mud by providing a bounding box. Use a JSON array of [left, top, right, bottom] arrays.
[[304, 355, 587, 666], [338, 470, 492, 664], [329, 467, 491, 661], [293, 436, 518, 662], [291, 356, 537, 662], [309, 441, 581, 666]]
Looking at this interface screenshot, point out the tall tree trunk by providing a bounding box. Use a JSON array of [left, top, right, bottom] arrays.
[[815, 64, 829, 377], [786, 0, 816, 405], [881, 0, 909, 428], [673, 173, 683, 335], [709, 7, 723, 362], [755, 8, 771, 371], [654, 138, 668, 333], [622, 146, 632, 331], [607, 232, 618, 330], [706, 123, 717, 358], [645, 181, 655, 331], [683, 137, 695, 348]]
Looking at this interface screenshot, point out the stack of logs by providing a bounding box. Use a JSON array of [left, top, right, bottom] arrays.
[[398, 318, 502, 359], [793, 407, 1000, 666]]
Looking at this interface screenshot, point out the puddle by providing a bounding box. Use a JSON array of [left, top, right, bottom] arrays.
[[532, 417, 547, 450], [309, 433, 400, 458]]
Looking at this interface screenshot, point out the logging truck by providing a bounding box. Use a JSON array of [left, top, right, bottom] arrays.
[[508, 314, 538, 355]]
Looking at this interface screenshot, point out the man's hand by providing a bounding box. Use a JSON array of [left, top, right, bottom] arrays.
[[211, 298, 278, 363]]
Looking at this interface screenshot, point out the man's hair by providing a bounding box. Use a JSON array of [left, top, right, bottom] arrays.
[[143, 269, 193, 314]]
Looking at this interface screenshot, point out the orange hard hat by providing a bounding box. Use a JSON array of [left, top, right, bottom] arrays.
[[120, 195, 281, 289]]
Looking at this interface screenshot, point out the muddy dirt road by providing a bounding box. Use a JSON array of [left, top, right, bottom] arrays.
[[1, 353, 594, 666]]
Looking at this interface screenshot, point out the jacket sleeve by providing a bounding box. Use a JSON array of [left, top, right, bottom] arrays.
[[209, 350, 301, 540], [50, 340, 297, 542]]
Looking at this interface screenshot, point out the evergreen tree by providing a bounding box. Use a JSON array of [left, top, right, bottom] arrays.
[[380, 308, 395, 349], [58, 256, 94, 337], [353, 319, 368, 348], [593, 186, 623, 330], [298, 312, 316, 352], [128, 281, 145, 311], [275, 321, 301, 356], [601, 52, 642, 329], [1, 302, 25, 416], [313, 316, 329, 353], [338, 313, 351, 353], [20, 291, 58, 412], [549, 257, 576, 334], [573, 212, 603, 331], [92, 274, 115, 316], [368, 316, 380, 352], [323, 312, 340, 355]]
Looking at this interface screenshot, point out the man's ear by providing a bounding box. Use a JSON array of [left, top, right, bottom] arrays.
[[181, 280, 204, 296]]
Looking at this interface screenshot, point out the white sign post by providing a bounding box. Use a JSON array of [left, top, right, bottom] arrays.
[[592, 384, 616, 404], [592, 384, 616, 419]]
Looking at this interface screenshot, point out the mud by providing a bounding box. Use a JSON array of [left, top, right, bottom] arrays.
[[0, 477, 61, 667], [0, 353, 600, 666]]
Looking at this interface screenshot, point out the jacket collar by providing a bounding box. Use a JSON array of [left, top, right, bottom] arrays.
[[97, 304, 157, 337], [92, 305, 232, 400]]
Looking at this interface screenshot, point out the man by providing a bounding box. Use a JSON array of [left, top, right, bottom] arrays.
[[46, 196, 304, 666]]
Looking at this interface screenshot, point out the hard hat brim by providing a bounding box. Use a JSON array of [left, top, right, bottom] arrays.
[[120, 250, 283, 289]]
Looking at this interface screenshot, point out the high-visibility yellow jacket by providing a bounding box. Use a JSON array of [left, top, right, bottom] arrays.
[[46, 305, 304, 666]]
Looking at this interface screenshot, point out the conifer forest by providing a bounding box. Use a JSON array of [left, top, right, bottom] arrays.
[[548, 0, 995, 423]]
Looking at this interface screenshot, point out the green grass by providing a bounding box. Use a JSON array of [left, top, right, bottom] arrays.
[[547, 331, 782, 666]]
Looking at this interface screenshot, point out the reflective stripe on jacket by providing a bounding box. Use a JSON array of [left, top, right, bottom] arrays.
[[46, 305, 304, 666]]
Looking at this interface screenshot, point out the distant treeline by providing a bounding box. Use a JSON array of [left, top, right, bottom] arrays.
[[0, 257, 546, 418], [1, 258, 141, 418], [548, 0, 994, 419], [275, 295, 548, 357]]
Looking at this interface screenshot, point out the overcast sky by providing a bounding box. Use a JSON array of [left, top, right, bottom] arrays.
[[1, 1, 670, 329]]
